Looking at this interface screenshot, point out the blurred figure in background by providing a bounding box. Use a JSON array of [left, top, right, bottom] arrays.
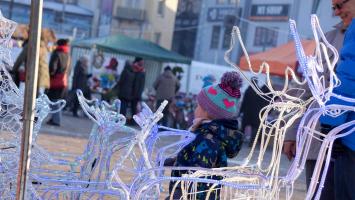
[[11, 39, 28, 87], [202, 74, 216, 88], [12, 32, 50, 94], [47, 39, 71, 126], [239, 78, 269, 147], [116, 57, 145, 123], [153, 66, 180, 126], [71, 55, 91, 117]]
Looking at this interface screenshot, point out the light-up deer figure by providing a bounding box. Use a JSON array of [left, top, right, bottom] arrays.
[[284, 15, 355, 200], [133, 20, 317, 200]]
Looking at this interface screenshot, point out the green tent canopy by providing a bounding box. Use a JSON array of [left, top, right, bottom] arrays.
[[72, 34, 191, 64]]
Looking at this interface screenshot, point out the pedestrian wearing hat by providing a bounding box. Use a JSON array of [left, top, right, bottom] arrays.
[[168, 71, 244, 199], [116, 57, 145, 123]]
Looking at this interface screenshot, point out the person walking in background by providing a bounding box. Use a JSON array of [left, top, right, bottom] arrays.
[[153, 66, 180, 126], [168, 71, 244, 199], [202, 74, 216, 88], [71, 56, 91, 117], [116, 57, 145, 123], [46, 39, 71, 126], [11, 32, 50, 94], [283, 1, 355, 199], [239, 78, 269, 147], [11, 39, 28, 87], [37, 36, 51, 94]]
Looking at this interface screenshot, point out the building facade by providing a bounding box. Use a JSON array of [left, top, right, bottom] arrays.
[[192, 0, 242, 65], [0, 0, 93, 38], [240, 0, 293, 56], [242, 0, 340, 56], [108, 0, 178, 50], [144, 0, 178, 50], [171, 0, 202, 58], [179, 0, 341, 66]]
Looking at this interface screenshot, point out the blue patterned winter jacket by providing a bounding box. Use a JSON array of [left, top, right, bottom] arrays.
[[169, 119, 243, 199]]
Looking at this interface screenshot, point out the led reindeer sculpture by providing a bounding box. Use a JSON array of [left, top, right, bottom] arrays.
[[0, 10, 192, 199], [34, 100, 195, 199], [284, 15, 355, 200], [31, 90, 137, 199], [0, 11, 67, 199], [133, 21, 315, 200], [108, 100, 196, 199], [0, 13, 25, 199], [0, 11, 124, 199]]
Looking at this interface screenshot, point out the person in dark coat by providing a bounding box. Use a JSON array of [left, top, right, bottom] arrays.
[[71, 56, 91, 117], [168, 72, 244, 199], [46, 39, 71, 126], [116, 57, 145, 121], [11, 39, 28, 86], [240, 78, 270, 147], [153, 66, 180, 126]]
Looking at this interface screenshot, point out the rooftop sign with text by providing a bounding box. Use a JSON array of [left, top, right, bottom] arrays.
[[250, 4, 290, 21]]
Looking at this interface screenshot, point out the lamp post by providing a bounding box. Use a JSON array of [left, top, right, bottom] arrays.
[[9, 0, 14, 19], [16, 0, 43, 199]]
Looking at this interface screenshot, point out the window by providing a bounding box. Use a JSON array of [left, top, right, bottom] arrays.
[[52, 0, 78, 4], [210, 25, 221, 49], [222, 27, 232, 49], [124, 0, 143, 8], [253, 27, 278, 48], [158, 0, 165, 16], [228, 0, 239, 4], [222, 15, 236, 49], [216, 0, 238, 4], [154, 32, 161, 45]]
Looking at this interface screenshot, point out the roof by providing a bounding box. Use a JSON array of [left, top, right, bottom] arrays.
[[72, 34, 191, 64], [3, 0, 93, 16], [239, 40, 316, 77]]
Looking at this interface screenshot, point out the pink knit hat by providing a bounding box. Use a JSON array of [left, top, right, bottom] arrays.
[[197, 71, 242, 119]]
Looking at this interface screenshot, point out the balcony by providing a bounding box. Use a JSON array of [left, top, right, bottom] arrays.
[[115, 7, 146, 21]]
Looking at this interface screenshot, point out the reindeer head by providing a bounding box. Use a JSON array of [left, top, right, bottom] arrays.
[[289, 15, 340, 107]]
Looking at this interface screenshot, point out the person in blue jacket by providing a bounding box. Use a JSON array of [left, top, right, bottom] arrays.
[[320, 18, 355, 200]]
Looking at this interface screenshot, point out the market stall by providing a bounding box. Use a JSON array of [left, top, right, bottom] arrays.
[[71, 34, 191, 95]]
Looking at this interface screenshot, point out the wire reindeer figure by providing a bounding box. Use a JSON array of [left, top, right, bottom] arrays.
[[284, 15, 355, 200], [132, 29, 310, 200], [0, 11, 195, 199], [30, 90, 137, 199], [148, 15, 354, 200], [32, 100, 195, 199]]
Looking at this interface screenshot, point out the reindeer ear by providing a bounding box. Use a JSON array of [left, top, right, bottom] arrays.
[[76, 89, 100, 124]]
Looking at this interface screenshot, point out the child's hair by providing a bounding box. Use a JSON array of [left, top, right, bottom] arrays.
[[197, 71, 242, 119]]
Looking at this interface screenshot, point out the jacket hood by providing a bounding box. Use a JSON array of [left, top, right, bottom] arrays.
[[163, 70, 175, 78], [198, 119, 243, 158]]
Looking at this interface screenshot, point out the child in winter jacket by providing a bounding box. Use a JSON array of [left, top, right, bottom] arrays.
[[168, 71, 244, 199]]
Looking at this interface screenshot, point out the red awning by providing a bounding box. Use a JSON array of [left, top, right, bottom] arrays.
[[239, 40, 316, 77]]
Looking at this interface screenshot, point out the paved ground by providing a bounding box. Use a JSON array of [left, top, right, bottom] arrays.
[[37, 111, 307, 199]]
